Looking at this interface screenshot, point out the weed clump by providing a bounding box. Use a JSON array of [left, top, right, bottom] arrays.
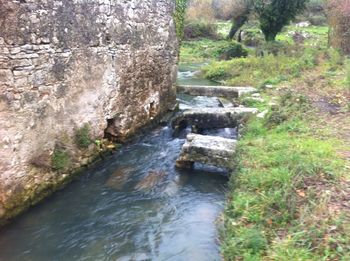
[[265, 91, 310, 127], [346, 59, 350, 89], [184, 21, 218, 40], [75, 124, 92, 149], [51, 147, 71, 172]]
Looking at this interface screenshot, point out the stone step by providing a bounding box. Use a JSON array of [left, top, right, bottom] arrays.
[[218, 97, 235, 108], [176, 134, 237, 170], [177, 85, 256, 98], [172, 107, 258, 132]]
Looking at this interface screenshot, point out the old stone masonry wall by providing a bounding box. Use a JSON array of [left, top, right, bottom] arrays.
[[0, 0, 178, 224]]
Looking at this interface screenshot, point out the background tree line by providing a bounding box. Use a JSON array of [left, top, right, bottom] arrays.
[[178, 0, 350, 54]]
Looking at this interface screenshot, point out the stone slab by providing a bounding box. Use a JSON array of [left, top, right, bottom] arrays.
[[177, 85, 256, 98], [172, 107, 258, 131], [176, 134, 237, 170]]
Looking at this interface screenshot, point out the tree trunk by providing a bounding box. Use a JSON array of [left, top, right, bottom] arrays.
[[263, 31, 278, 42], [228, 15, 248, 40]]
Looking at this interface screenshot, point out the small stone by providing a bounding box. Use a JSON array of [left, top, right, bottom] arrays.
[[257, 110, 269, 119]]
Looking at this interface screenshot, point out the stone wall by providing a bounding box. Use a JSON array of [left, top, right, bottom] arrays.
[[0, 0, 178, 224]]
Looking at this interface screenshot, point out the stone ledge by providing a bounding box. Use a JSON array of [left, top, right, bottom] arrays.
[[176, 134, 237, 170], [177, 85, 256, 98]]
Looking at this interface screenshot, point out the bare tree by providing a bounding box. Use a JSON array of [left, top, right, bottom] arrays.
[[327, 0, 350, 54]]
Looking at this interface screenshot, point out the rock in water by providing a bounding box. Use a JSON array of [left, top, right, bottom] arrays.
[[105, 167, 135, 190], [135, 170, 167, 191], [162, 174, 189, 196], [176, 134, 237, 171]]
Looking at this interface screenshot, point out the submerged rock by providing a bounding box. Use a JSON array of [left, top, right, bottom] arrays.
[[105, 167, 135, 191], [162, 174, 189, 196], [135, 170, 167, 191]]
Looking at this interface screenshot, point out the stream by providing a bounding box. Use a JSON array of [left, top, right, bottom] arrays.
[[0, 65, 230, 261]]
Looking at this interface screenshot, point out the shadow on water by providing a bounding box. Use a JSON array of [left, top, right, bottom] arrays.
[[0, 64, 229, 261]]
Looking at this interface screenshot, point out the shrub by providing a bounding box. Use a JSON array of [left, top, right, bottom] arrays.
[[241, 30, 265, 47], [325, 48, 344, 70], [75, 123, 92, 149], [217, 41, 248, 60], [256, 41, 292, 56], [184, 21, 218, 40], [309, 15, 327, 26], [52, 148, 71, 171], [328, 0, 350, 54], [186, 0, 215, 22]]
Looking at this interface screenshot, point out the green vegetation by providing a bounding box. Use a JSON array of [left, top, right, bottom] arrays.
[[346, 59, 350, 89], [75, 123, 92, 149], [180, 39, 248, 63], [52, 148, 71, 172], [184, 21, 219, 40], [174, 0, 188, 41], [222, 91, 348, 260], [179, 4, 350, 258], [203, 48, 318, 86], [254, 0, 309, 41]]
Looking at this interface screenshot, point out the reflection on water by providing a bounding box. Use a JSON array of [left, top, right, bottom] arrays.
[[0, 64, 228, 261]]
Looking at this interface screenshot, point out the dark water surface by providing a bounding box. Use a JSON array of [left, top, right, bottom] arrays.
[[0, 66, 229, 261]]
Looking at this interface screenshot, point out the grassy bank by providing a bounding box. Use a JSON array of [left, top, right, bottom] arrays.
[[222, 90, 349, 260], [179, 22, 350, 260]]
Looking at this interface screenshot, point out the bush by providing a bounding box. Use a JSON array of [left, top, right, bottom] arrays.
[[184, 21, 219, 40], [306, 0, 325, 13], [216, 41, 248, 60], [325, 48, 344, 70], [241, 30, 265, 47], [328, 0, 350, 54], [75, 123, 92, 149], [309, 15, 327, 25]]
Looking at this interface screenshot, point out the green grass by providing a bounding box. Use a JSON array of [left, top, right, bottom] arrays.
[[222, 92, 348, 260], [179, 20, 349, 261], [180, 39, 247, 64], [202, 48, 319, 87]]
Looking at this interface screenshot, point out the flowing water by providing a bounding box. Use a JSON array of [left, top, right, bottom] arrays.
[[0, 65, 230, 261]]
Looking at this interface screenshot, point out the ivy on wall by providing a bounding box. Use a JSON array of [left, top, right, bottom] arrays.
[[174, 0, 188, 42]]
